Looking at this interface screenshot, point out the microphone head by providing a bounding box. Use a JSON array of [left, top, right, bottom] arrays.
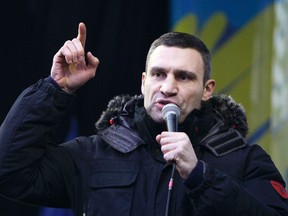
[[161, 103, 180, 120]]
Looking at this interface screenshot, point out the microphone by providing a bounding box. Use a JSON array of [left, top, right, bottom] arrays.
[[161, 103, 180, 216], [161, 103, 180, 132]]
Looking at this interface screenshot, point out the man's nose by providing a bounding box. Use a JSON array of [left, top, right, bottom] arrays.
[[160, 76, 178, 96]]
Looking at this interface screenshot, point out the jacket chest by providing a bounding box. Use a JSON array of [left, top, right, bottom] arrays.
[[82, 150, 189, 216]]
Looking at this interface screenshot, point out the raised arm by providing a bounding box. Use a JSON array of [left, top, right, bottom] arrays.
[[0, 23, 98, 207]]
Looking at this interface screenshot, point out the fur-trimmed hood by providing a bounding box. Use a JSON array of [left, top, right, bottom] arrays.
[[95, 94, 249, 138]]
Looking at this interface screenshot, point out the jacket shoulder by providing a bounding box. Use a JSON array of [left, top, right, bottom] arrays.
[[200, 94, 248, 157]]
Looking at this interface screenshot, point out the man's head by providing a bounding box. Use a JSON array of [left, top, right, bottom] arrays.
[[141, 32, 215, 124], [145, 32, 212, 84]]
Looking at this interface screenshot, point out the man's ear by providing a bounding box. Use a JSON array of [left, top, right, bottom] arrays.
[[141, 72, 146, 94], [202, 79, 215, 101]]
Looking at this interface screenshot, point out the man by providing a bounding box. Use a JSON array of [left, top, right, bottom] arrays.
[[0, 23, 287, 216]]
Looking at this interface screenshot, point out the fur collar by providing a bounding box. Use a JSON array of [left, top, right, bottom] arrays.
[[95, 94, 248, 137]]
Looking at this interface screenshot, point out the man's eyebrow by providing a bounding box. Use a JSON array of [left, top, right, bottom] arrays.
[[149, 66, 198, 78], [175, 69, 198, 78], [150, 66, 166, 72]]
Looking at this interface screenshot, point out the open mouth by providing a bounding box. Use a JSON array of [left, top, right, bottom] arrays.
[[155, 100, 177, 110]]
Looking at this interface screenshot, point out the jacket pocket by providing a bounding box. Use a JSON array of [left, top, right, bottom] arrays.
[[86, 161, 138, 216]]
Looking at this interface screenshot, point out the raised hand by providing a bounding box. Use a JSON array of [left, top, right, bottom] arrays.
[[51, 22, 99, 93]]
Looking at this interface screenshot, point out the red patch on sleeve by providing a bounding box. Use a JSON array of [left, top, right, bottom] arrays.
[[270, 180, 288, 199]]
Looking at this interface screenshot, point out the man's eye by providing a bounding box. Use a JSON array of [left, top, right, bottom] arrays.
[[156, 72, 162, 77], [179, 74, 190, 80], [180, 75, 187, 80], [178, 72, 196, 81], [153, 72, 163, 77]]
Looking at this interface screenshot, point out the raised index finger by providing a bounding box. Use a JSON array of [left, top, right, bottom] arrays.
[[77, 22, 86, 48]]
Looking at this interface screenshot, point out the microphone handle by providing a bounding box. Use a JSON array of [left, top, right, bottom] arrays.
[[166, 113, 178, 132], [165, 113, 178, 216]]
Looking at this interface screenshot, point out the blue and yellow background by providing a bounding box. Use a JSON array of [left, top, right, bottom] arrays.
[[170, 0, 288, 183]]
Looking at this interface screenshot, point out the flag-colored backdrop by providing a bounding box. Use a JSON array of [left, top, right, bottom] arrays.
[[170, 0, 288, 184]]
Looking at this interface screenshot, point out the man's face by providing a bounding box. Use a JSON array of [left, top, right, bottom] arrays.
[[141, 45, 215, 124]]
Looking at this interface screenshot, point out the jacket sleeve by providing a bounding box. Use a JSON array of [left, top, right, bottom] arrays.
[[185, 145, 288, 216], [0, 78, 77, 207]]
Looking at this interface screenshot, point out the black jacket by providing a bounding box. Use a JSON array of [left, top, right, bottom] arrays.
[[0, 79, 287, 216]]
